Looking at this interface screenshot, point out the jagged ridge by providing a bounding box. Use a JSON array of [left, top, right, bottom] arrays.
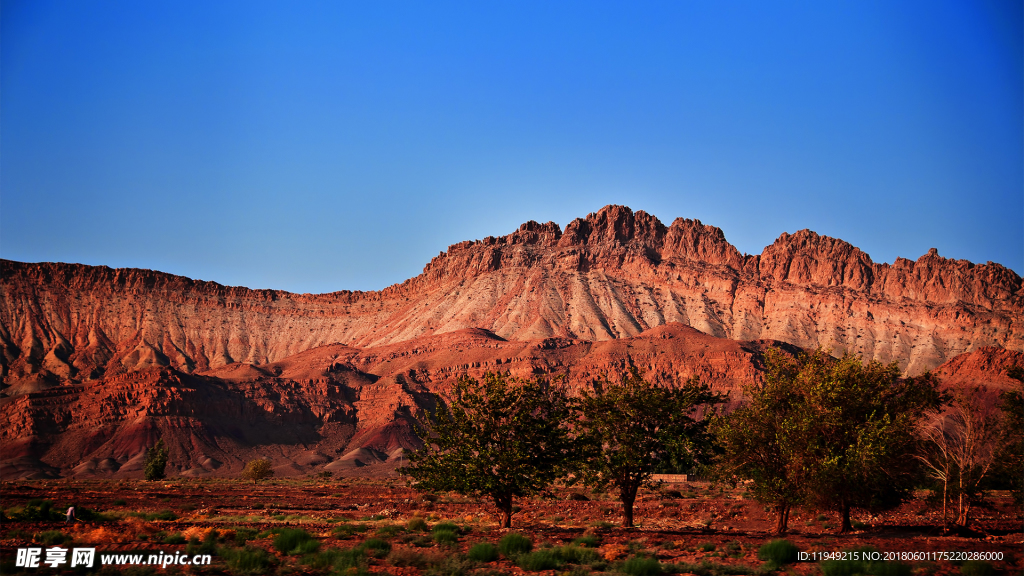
[[2, 205, 1021, 391]]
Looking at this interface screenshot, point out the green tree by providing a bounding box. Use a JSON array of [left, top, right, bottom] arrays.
[[575, 368, 723, 527], [242, 458, 275, 485], [713, 350, 811, 534], [715, 348, 943, 534], [995, 366, 1024, 507], [144, 439, 169, 481], [796, 351, 944, 532], [404, 372, 575, 528]]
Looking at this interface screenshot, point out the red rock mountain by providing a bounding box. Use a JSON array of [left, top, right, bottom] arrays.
[[1, 205, 1021, 478]]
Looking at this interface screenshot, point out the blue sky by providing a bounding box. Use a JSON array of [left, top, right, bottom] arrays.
[[2, 1, 1021, 293]]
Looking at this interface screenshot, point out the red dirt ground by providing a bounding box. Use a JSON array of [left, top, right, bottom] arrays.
[[1, 479, 1020, 575]]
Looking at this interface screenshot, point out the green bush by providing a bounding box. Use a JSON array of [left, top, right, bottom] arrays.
[[273, 528, 319, 555], [34, 531, 72, 546], [163, 533, 187, 545], [962, 557, 995, 569], [407, 517, 429, 531], [518, 550, 562, 571], [222, 546, 276, 575], [433, 521, 461, 534], [819, 547, 911, 576], [426, 554, 476, 576], [622, 557, 662, 576], [186, 531, 219, 556], [376, 525, 404, 538], [698, 542, 716, 552], [573, 534, 601, 548], [554, 545, 600, 565], [360, 537, 392, 558], [468, 542, 499, 562], [757, 539, 798, 568], [960, 561, 995, 576], [499, 532, 533, 556], [333, 523, 370, 539], [231, 527, 258, 545], [388, 548, 436, 568], [433, 529, 459, 544]]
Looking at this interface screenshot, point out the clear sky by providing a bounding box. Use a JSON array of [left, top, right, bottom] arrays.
[[2, 1, 1021, 293]]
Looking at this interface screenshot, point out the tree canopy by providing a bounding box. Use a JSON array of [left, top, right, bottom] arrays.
[[404, 372, 576, 528], [575, 368, 723, 527], [715, 348, 944, 533], [144, 439, 169, 481]]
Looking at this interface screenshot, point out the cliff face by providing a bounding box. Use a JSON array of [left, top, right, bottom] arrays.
[[0, 323, 806, 479], [3, 205, 1020, 389]]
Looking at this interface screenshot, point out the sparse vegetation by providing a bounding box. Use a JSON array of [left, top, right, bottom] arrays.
[[241, 458, 275, 485]]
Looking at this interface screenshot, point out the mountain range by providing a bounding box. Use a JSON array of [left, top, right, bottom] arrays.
[[2, 205, 1021, 479]]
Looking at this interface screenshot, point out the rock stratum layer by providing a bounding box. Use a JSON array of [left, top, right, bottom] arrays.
[[1, 204, 1022, 478], [3, 205, 1021, 387]]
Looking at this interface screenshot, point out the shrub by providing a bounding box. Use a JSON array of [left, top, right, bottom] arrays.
[[186, 531, 219, 556], [517, 550, 562, 571], [960, 561, 995, 576], [333, 523, 369, 539], [113, 499, 127, 506], [426, 554, 476, 576], [163, 533, 187, 545], [569, 493, 591, 501], [432, 521, 461, 534], [698, 542, 716, 552], [818, 547, 911, 576], [572, 534, 601, 548], [554, 545, 600, 565], [407, 516, 429, 531], [221, 545, 276, 575], [433, 529, 459, 544], [241, 458, 274, 485], [272, 528, 319, 555], [360, 537, 392, 558], [34, 531, 72, 545], [231, 527, 258, 545], [622, 556, 662, 576], [757, 539, 798, 568], [499, 532, 533, 557], [468, 542, 499, 562], [376, 525, 404, 538], [388, 548, 438, 568], [144, 440, 169, 481]]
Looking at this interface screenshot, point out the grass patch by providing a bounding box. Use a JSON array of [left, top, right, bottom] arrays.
[[517, 549, 562, 571], [332, 523, 370, 539], [272, 528, 319, 555], [360, 537, 392, 558], [622, 556, 662, 576], [163, 533, 187, 545], [818, 546, 911, 576], [757, 539, 798, 568], [499, 532, 533, 557], [554, 545, 600, 565], [407, 516, 429, 531], [573, 534, 601, 548], [468, 542, 499, 562], [221, 545, 276, 575], [34, 531, 72, 545]]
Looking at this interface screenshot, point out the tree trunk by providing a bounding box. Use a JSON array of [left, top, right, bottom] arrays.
[[839, 501, 852, 533], [620, 485, 638, 528], [494, 494, 513, 528], [774, 503, 790, 534]]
